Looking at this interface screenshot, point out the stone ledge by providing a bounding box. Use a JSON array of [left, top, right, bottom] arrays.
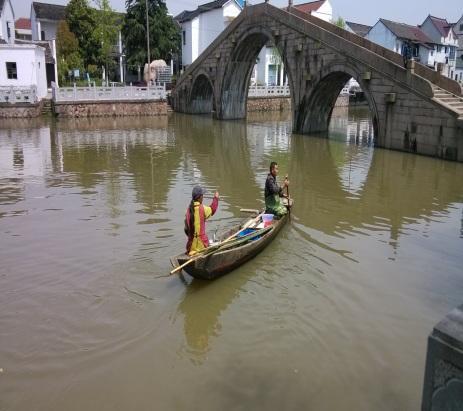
[[53, 100, 168, 118]]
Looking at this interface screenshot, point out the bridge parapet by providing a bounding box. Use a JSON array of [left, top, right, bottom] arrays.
[[172, 3, 463, 162], [287, 6, 463, 97]]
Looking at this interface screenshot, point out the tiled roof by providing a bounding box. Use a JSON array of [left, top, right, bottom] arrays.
[[32, 2, 66, 21], [428, 15, 453, 37], [15, 39, 55, 64], [175, 0, 226, 23], [293, 0, 325, 15], [346, 21, 372, 37], [15, 18, 31, 30], [380, 19, 434, 45], [175, 0, 241, 23]]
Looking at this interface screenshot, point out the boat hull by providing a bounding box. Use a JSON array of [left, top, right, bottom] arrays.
[[171, 213, 288, 280]]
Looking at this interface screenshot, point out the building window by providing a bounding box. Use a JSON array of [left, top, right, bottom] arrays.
[[460, 24, 463, 31], [6, 62, 17, 79], [182, 31, 186, 46], [431, 50, 434, 56], [7, 21, 12, 39], [41, 30, 45, 40]]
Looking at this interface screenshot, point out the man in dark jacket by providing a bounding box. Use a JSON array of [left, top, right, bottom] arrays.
[[265, 162, 288, 217]]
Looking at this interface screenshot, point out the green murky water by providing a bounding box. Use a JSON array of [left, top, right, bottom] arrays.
[[1, 108, 462, 410]]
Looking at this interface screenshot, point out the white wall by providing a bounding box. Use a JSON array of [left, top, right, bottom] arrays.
[[38, 20, 58, 40], [0, 0, 15, 43], [191, 16, 199, 63], [420, 18, 443, 44], [223, 0, 241, 24], [180, 0, 242, 67], [198, 7, 223, 56], [419, 46, 434, 67], [181, 20, 192, 67], [0, 45, 47, 99], [366, 21, 397, 51], [311, 0, 332, 22], [30, 6, 39, 40]]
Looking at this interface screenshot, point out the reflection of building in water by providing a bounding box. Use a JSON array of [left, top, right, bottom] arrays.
[[330, 108, 374, 146], [0, 126, 52, 178]]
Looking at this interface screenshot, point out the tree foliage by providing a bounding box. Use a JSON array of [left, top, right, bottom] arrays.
[[65, 0, 99, 68], [335, 17, 346, 29], [92, 0, 121, 76], [56, 20, 84, 84], [122, 0, 180, 68]]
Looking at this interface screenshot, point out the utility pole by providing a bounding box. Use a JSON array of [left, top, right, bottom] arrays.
[[288, 0, 293, 10], [145, 0, 150, 86]]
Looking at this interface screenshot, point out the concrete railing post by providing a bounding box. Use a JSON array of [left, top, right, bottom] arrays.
[[73, 83, 77, 101], [422, 304, 463, 410]]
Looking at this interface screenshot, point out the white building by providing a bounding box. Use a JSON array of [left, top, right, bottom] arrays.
[[0, 0, 15, 44], [31, 1, 65, 41], [15, 18, 32, 40], [0, 43, 48, 100], [420, 15, 458, 79], [293, 0, 332, 22], [453, 15, 463, 82], [345, 21, 371, 37], [366, 19, 438, 69], [30, 1, 125, 85], [252, 0, 333, 87], [176, 0, 244, 69]]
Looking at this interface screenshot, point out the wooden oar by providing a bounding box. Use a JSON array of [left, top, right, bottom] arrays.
[[170, 213, 264, 275], [240, 208, 260, 214]]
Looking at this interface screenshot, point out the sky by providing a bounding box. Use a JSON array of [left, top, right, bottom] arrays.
[[11, 0, 463, 25]]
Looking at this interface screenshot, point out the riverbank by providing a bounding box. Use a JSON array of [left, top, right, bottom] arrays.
[[1, 95, 355, 118]]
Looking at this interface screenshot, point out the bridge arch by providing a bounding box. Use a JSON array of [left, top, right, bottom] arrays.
[[218, 28, 294, 120], [189, 72, 215, 114], [296, 62, 380, 140]]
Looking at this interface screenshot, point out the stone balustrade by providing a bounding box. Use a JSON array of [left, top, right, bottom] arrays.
[[248, 85, 290, 98], [0, 86, 38, 104], [53, 84, 167, 103]]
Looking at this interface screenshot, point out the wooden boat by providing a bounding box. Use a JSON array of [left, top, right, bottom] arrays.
[[170, 202, 291, 280]]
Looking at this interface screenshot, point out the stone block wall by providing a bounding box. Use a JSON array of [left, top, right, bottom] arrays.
[[53, 100, 168, 118], [422, 304, 463, 410], [247, 97, 290, 112], [0, 101, 43, 118]]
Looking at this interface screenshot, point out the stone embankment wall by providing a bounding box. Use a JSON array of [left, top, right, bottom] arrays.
[[53, 100, 168, 117], [0, 101, 44, 118], [247, 96, 290, 112]]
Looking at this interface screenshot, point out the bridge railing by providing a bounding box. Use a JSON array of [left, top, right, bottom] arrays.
[[53, 84, 167, 103], [248, 85, 290, 98], [0, 86, 38, 104], [287, 6, 463, 96]]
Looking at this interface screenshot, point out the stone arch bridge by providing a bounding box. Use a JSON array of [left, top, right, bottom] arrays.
[[171, 3, 463, 162]]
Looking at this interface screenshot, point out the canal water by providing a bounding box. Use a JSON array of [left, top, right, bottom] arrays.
[[1, 108, 462, 410]]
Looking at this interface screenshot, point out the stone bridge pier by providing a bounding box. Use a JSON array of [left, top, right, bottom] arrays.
[[171, 3, 463, 162]]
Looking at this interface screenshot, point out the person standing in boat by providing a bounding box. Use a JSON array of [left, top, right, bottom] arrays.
[[265, 162, 289, 218], [184, 186, 219, 256]]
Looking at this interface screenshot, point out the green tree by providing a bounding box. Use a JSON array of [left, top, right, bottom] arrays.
[[56, 20, 84, 84], [122, 0, 180, 68], [335, 17, 346, 29], [65, 0, 99, 68], [92, 0, 121, 81]]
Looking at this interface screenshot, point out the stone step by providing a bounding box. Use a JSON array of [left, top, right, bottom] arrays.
[[438, 97, 460, 102]]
